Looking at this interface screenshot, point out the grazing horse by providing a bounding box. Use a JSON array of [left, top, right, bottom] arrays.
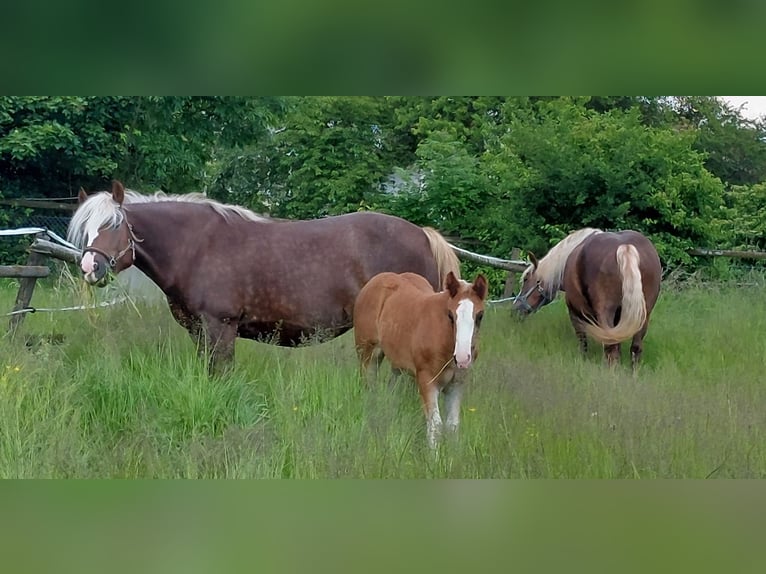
[[68, 180, 461, 373], [353, 271, 488, 448], [512, 228, 661, 368]]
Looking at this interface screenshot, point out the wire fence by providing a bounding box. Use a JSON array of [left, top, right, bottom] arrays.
[[24, 214, 71, 239]]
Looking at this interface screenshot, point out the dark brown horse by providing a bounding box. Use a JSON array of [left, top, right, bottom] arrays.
[[68, 181, 461, 372], [354, 271, 487, 448], [512, 228, 661, 368]]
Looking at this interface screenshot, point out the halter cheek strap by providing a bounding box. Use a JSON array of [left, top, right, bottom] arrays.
[[514, 281, 552, 313], [83, 222, 143, 269], [83, 240, 135, 269]]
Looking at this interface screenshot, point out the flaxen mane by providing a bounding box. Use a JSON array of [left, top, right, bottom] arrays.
[[422, 227, 461, 284], [68, 189, 269, 249], [522, 228, 602, 299]]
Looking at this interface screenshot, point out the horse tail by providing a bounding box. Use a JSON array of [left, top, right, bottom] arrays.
[[583, 244, 647, 345], [422, 227, 461, 284]]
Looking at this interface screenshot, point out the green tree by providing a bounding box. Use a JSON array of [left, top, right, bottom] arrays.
[[0, 96, 284, 200], [495, 98, 726, 265], [665, 96, 766, 186], [722, 182, 766, 250], [377, 130, 491, 237], [378, 97, 728, 268], [0, 96, 284, 261], [208, 96, 399, 218]]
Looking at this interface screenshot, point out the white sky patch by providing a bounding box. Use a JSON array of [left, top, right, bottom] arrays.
[[718, 96, 766, 121]]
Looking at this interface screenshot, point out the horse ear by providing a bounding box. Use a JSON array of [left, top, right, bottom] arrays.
[[444, 271, 460, 297], [472, 274, 488, 301], [78, 187, 88, 204], [528, 252, 539, 269], [111, 180, 125, 205]]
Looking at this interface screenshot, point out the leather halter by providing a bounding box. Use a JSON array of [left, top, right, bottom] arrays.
[[83, 218, 143, 269], [514, 280, 552, 313]]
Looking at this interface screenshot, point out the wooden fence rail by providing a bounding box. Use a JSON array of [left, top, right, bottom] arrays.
[[451, 245, 766, 270], [0, 265, 50, 278], [448, 244, 528, 272], [4, 224, 766, 332], [29, 238, 80, 265]]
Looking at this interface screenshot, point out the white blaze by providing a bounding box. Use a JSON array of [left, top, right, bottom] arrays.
[[80, 228, 100, 276], [453, 299, 475, 369]]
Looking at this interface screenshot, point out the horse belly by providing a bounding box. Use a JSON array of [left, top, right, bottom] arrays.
[[379, 338, 417, 375], [237, 318, 349, 346]]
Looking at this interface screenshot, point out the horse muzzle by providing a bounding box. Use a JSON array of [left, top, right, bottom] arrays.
[[511, 299, 533, 316], [81, 252, 108, 286], [512, 291, 550, 316], [454, 352, 473, 369]]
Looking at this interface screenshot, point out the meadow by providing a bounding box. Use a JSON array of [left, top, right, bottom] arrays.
[[1, 270, 765, 478]]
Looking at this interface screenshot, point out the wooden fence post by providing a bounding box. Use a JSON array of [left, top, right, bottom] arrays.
[[8, 233, 49, 334], [502, 248, 522, 297]]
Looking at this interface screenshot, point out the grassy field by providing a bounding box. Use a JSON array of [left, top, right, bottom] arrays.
[[1, 272, 765, 478]]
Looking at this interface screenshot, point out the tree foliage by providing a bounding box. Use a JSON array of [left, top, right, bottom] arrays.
[[208, 96, 398, 218], [0, 96, 284, 199], [496, 98, 726, 264], [0, 96, 284, 260], [2, 95, 766, 276]]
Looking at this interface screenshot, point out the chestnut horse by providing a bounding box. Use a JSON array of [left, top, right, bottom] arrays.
[[68, 181, 460, 373], [353, 271, 488, 448], [512, 228, 661, 368]]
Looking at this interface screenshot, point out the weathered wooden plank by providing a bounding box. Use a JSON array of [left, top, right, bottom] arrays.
[[29, 238, 81, 265], [0, 265, 50, 278], [448, 243, 529, 272]]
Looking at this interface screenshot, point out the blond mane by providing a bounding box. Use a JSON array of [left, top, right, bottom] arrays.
[[522, 228, 602, 298], [68, 189, 269, 249]]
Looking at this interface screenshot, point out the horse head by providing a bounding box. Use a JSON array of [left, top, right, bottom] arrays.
[[444, 271, 488, 369], [512, 253, 552, 316], [77, 180, 140, 285]]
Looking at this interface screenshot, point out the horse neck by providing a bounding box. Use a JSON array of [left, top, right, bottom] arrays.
[[123, 204, 193, 290]]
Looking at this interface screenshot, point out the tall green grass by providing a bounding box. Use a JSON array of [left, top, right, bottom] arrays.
[[1, 273, 765, 478]]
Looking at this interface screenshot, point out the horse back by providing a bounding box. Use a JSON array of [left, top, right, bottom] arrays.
[[354, 272, 435, 328], [564, 231, 661, 313], [343, 213, 443, 290], [353, 272, 447, 373]]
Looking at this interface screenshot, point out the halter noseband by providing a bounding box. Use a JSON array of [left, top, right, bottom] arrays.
[[514, 280, 552, 313], [83, 219, 143, 270]]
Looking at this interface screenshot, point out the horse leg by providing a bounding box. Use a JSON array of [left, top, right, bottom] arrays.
[[201, 316, 237, 376], [168, 300, 215, 369], [603, 343, 621, 367], [356, 341, 383, 385], [444, 370, 464, 433], [388, 367, 410, 390], [630, 323, 649, 371], [168, 299, 203, 341], [568, 312, 589, 355], [417, 370, 443, 449], [607, 304, 624, 367]]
